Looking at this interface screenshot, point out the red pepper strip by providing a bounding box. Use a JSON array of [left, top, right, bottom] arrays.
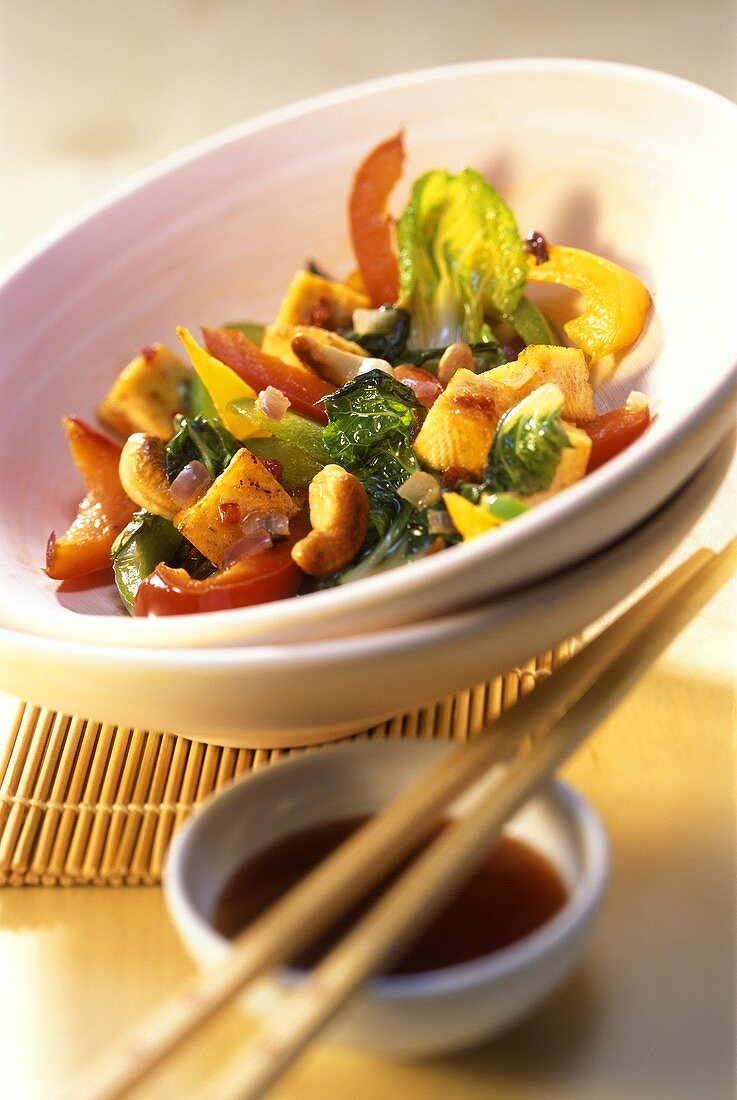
[[583, 402, 651, 472], [393, 365, 444, 409], [133, 540, 303, 616], [133, 512, 309, 617], [349, 132, 405, 307], [202, 326, 333, 425], [45, 417, 136, 580]]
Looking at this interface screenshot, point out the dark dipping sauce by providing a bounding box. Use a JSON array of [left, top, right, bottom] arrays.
[[212, 817, 568, 976]]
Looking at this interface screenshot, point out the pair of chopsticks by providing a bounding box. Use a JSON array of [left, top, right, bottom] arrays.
[[69, 537, 736, 1100]]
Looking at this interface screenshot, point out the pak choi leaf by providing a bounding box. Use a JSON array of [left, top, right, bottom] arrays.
[[397, 168, 527, 348]]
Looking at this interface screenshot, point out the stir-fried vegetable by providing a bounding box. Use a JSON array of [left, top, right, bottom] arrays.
[[525, 245, 651, 360], [133, 537, 303, 617], [203, 325, 334, 424], [349, 132, 405, 307], [322, 369, 423, 536], [483, 383, 570, 496], [111, 511, 204, 612], [164, 415, 242, 484], [45, 417, 136, 580], [509, 297, 561, 347], [584, 392, 651, 471], [45, 131, 653, 617], [397, 168, 527, 347], [443, 491, 531, 541], [178, 325, 265, 439], [229, 399, 330, 468], [340, 307, 411, 363]]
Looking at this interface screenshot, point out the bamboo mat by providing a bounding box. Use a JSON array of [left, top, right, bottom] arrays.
[[0, 645, 572, 887]]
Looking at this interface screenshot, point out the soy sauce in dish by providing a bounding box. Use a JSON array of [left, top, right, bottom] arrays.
[[212, 816, 568, 975]]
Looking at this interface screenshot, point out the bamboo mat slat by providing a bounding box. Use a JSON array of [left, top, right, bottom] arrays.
[[0, 644, 572, 886]]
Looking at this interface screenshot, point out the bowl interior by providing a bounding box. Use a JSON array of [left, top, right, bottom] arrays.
[[2, 61, 736, 646]]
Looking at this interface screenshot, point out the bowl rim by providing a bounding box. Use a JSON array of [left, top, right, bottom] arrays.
[[163, 738, 610, 1000], [2, 58, 736, 648], [3, 55, 737, 288]]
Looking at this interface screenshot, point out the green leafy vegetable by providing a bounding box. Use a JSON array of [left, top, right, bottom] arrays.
[[341, 308, 506, 373], [317, 370, 456, 584], [321, 501, 458, 587], [322, 369, 423, 537], [164, 415, 242, 483], [484, 384, 570, 496], [397, 168, 527, 347], [340, 308, 411, 363], [111, 512, 214, 614]]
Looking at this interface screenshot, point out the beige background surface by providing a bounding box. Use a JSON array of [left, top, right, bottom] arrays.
[[1, 3, 736, 1098]]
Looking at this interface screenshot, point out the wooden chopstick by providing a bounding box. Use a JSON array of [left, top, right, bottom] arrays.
[[69, 540, 732, 1100]]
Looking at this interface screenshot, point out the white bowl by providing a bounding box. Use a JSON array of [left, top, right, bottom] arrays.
[[164, 738, 610, 1055], [0, 429, 731, 746], [0, 60, 735, 649]]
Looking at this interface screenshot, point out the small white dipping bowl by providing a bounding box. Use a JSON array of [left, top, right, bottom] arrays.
[[164, 739, 609, 1056]]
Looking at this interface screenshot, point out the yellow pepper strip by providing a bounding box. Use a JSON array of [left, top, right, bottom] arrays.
[[176, 327, 269, 439], [443, 492, 503, 541], [525, 246, 650, 360]]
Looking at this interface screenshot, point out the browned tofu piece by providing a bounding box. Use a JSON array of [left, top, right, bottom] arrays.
[[98, 344, 190, 440], [274, 271, 369, 329], [514, 345, 596, 423], [175, 449, 298, 567], [412, 365, 538, 479], [262, 324, 367, 371]]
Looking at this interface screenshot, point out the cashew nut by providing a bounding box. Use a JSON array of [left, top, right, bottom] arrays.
[[291, 464, 369, 576], [119, 433, 178, 520], [437, 343, 476, 387], [291, 333, 391, 387]]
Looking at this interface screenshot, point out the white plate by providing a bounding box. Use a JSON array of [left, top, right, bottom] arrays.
[[0, 431, 731, 747], [1, 60, 735, 649]]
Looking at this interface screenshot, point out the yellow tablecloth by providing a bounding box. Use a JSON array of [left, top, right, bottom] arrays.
[[0, 5, 735, 1097]]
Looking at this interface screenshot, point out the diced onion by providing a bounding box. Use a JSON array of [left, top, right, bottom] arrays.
[[256, 386, 291, 421], [351, 308, 399, 335], [223, 531, 272, 568], [263, 512, 290, 539], [427, 509, 456, 535], [240, 510, 289, 540], [241, 510, 268, 536], [397, 471, 441, 509], [169, 460, 211, 507]]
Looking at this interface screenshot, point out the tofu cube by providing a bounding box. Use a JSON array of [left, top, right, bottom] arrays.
[[175, 449, 298, 567], [98, 344, 190, 440], [275, 271, 369, 329], [513, 345, 596, 422], [412, 365, 538, 479]]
